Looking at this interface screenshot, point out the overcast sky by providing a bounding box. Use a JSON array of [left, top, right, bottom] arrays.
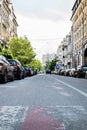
[[12, 0, 75, 61]]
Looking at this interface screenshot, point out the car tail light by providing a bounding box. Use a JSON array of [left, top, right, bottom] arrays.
[[14, 66, 19, 69], [13, 65, 19, 71]]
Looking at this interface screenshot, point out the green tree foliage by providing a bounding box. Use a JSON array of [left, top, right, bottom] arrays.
[[45, 57, 57, 71], [45, 61, 51, 70], [0, 46, 3, 55], [50, 58, 57, 71], [8, 37, 35, 65], [30, 59, 42, 71], [0, 45, 13, 59]]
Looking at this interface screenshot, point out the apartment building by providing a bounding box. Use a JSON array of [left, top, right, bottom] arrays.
[[71, 0, 87, 67], [57, 44, 63, 64], [42, 53, 56, 66], [0, 0, 18, 48], [9, 4, 18, 37], [57, 32, 72, 69]]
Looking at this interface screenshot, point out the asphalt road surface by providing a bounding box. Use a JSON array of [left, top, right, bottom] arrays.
[[0, 73, 87, 130]]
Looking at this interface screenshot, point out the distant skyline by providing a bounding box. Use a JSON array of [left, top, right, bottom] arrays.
[[12, 0, 75, 61]]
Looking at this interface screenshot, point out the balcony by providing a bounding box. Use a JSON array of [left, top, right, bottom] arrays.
[[83, 37, 87, 47]]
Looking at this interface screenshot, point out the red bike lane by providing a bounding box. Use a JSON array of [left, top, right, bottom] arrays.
[[21, 107, 64, 130]]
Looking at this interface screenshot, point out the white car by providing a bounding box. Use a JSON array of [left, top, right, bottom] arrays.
[[69, 68, 76, 77]]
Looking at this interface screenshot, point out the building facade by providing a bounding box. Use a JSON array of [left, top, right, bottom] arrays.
[[0, 0, 18, 48], [71, 0, 87, 67], [42, 53, 56, 66], [57, 32, 72, 69]]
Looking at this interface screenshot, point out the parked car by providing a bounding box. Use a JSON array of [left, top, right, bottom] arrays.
[[46, 69, 51, 74], [69, 68, 76, 77], [0, 55, 14, 83], [76, 65, 87, 78], [64, 69, 71, 76], [59, 69, 65, 76], [23, 66, 32, 76], [33, 69, 37, 75], [8, 59, 24, 80], [29, 67, 34, 76]]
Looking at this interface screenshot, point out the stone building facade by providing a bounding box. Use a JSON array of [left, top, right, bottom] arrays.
[[71, 0, 87, 67], [0, 0, 18, 48]]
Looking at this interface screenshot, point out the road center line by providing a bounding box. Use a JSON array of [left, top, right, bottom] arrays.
[[53, 77, 87, 98]]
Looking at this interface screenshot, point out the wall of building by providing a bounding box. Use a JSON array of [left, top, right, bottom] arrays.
[[0, 0, 18, 48], [71, 0, 87, 66]]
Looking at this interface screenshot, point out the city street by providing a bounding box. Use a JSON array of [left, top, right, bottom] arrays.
[[0, 0, 87, 130], [0, 74, 87, 130]]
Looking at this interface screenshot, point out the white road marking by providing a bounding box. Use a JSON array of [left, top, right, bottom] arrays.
[[0, 85, 16, 88], [59, 92, 71, 97], [53, 77, 87, 97], [0, 105, 86, 129], [21, 106, 29, 122], [53, 86, 64, 90], [46, 105, 87, 122], [0, 106, 29, 130]]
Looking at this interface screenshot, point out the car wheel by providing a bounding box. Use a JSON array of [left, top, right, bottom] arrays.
[[3, 71, 8, 83], [22, 73, 24, 79], [17, 73, 22, 80], [85, 73, 87, 79], [11, 72, 15, 81]]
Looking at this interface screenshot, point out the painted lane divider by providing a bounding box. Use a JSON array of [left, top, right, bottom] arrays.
[[53, 77, 87, 98]]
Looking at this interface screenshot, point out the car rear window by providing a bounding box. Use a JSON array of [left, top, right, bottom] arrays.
[[82, 67, 87, 71], [24, 67, 29, 70], [9, 60, 17, 66]]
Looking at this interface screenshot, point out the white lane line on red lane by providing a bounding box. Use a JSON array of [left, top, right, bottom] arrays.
[[21, 106, 29, 122], [53, 77, 87, 98]]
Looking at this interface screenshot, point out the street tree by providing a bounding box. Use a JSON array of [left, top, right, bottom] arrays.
[[45, 61, 51, 70], [30, 59, 42, 71], [8, 37, 35, 65], [0, 46, 2, 55], [50, 57, 57, 71], [45, 57, 57, 71], [0, 45, 13, 59]]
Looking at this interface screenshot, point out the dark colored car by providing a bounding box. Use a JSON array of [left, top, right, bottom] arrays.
[[0, 55, 14, 83], [59, 69, 65, 76], [8, 59, 24, 80], [23, 66, 32, 76], [76, 65, 87, 78], [46, 69, 51, 74], [33, 69, 37, 75], [64, 69, 71, 76]]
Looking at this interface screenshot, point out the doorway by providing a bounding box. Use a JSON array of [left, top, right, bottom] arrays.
[[84, 48, 87, 65]]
